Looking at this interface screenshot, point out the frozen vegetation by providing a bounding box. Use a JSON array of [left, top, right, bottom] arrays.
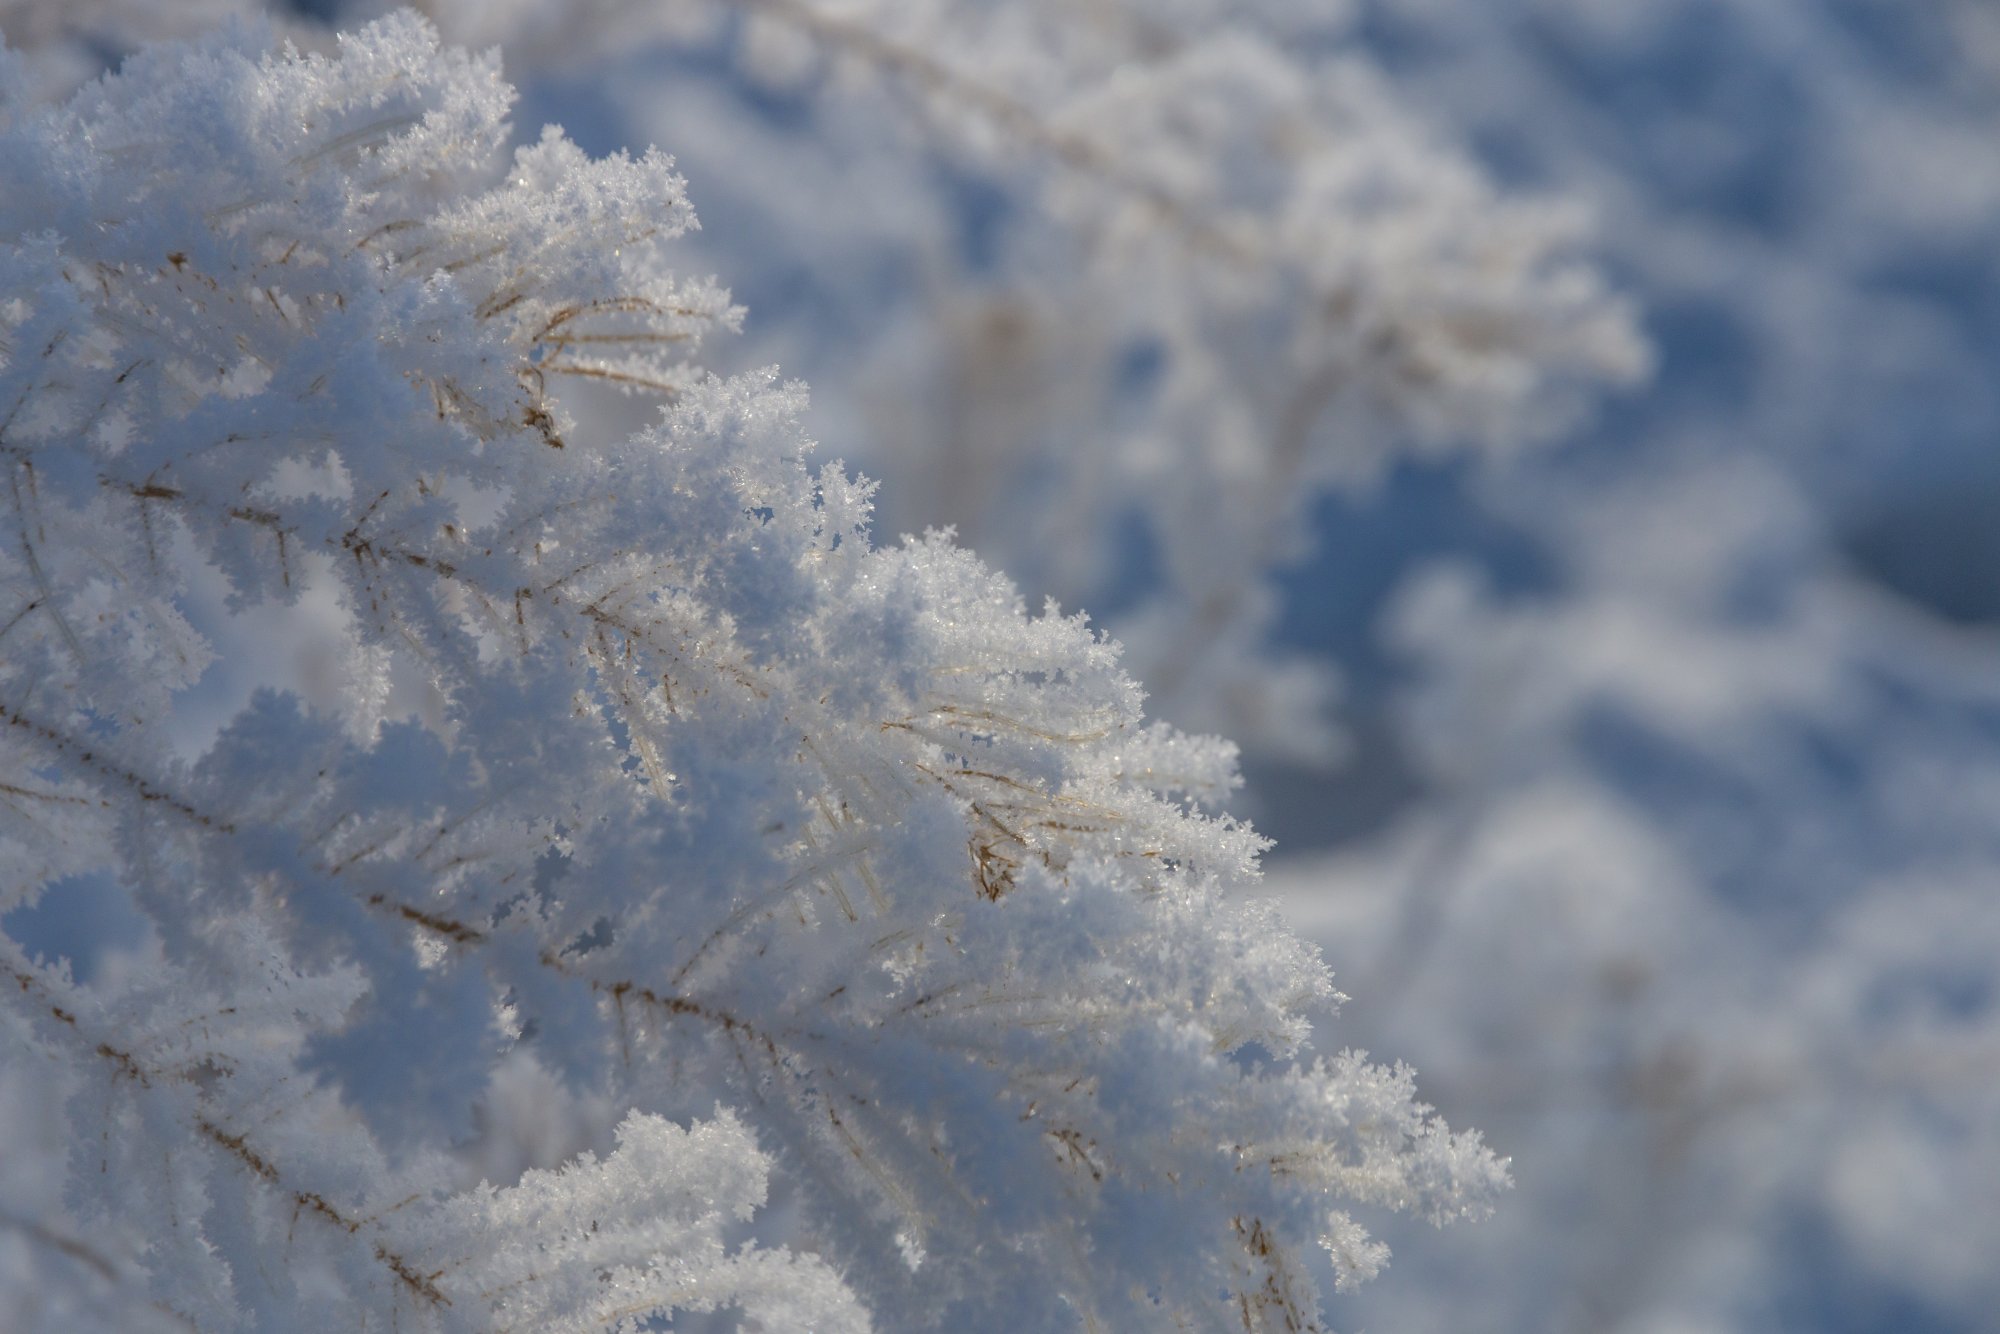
[[0, 14, 1503, 1331], [4, 2, 1998, 1332]]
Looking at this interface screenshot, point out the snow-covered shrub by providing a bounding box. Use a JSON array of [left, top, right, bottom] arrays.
[[0, 15, 1503, 1330]]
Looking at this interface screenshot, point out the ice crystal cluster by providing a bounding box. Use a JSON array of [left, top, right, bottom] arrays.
[[0, 16, 1504, 1331]]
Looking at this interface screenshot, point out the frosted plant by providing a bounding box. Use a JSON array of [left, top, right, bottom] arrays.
[[1, 0, 1648, 763], [0, 14, 1503, 1331], [269, 0, 1647, 765]]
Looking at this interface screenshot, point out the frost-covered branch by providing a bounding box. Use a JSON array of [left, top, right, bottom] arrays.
[[0, 15, 1502, 1330]]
